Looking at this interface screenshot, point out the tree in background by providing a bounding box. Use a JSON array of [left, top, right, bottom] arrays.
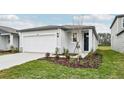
[[98, 33, 111, 46]]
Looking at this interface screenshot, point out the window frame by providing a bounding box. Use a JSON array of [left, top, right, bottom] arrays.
[[72, 33, 77, 42], [122, 17, 124, 28], [8, 38, 10, 43]]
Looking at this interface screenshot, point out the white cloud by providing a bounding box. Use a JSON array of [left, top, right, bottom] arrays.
[[57, 22, 110, 33], [0, 14, 112, 33], [0, 15, 19, 21], [72, 15, 113, 33], [83, 14, 114, 21], [0, 20, 43, 30], [0, 15, 43, 29], [84, 22, 111, 33]]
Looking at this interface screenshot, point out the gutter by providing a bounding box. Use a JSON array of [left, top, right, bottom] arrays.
[[117, 30, 124, 36]]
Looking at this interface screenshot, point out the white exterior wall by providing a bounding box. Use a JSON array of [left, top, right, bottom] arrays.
[[9, 34, 13, 46], [66, 31, 74, 53], [111, 18, 119, 51], [89, 29, 93, 52], [88, 29, 98, 52], [92, 30, 98, 52], [0, 35, 9, 50], [0, 30, 10, 50], [59, 29, 69, 53], [0, 34, 19, 51], [111, 17, 124, 53], [19, 28, 98, 54], [79, 30, 84, 52], [117, 17, 124, 33], [67, 30, 84, 53], [116, 33, 124, 53], [61, 29, 97, 53]]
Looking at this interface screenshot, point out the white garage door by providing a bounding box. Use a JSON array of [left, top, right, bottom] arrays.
[[23, 34, 57, 53]]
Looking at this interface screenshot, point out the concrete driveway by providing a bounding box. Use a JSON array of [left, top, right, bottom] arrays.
[[0, 53, 44, 70]]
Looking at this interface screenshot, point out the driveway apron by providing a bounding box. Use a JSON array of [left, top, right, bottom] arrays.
[[0, 53, 44, 70]]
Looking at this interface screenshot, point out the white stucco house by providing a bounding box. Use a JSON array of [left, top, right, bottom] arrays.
[[0, 26, 19, 51], [110, 15, 124, 53], [18, 25, 98, 54]]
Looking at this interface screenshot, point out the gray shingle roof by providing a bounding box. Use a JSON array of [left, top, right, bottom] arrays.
[[18, 25, 96, 31], [17, 25, 60, 32], [0, 26, 17, 34]]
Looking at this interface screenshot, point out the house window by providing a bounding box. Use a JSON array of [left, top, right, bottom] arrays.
[[57, 33, 59, 38], [72, 33, 77, 42], [122, 18, 124, 28], [8, 38, 10, 43]]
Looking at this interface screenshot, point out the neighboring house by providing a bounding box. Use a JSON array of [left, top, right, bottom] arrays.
[[0, 26, 19, 51], [110, 15, 124, 53], [18, 25, 98, 54]]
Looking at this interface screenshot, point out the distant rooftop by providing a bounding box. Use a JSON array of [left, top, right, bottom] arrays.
[[18, 25, 96, 31], [0, 26, 17, 34]]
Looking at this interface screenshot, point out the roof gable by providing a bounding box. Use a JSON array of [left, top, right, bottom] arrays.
[[110, 15, 124, 29]]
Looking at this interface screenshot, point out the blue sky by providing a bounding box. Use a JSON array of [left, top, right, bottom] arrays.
[[0, 14, 115, 33]]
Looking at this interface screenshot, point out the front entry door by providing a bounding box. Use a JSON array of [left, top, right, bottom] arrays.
[[84, 33, 89, 51]]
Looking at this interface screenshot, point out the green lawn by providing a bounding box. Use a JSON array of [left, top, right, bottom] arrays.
[[0, 46, 124, 79]]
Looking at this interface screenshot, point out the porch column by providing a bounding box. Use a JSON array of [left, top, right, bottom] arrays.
[[89, 29, 93, 52], [10, 34, 14, 47]]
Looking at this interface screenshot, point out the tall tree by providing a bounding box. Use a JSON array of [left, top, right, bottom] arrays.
[[98, 33, 111, 46]]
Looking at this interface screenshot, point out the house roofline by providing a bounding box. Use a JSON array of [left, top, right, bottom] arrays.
[[17, 25, 61, 32], [117, 30, 124, 36], [110, 15, 124, 29], [17, 25, 98, 40], [0, 26, 17, 34]]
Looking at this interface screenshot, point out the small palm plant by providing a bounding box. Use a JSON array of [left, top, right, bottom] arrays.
[[65, 49, 70, 60], [63, 48, 66, 55], [10, 46, 15, 53], [10, 46, 19, 53]]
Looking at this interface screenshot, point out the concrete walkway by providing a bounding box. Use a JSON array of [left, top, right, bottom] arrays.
[[0, 53, 44, 70]]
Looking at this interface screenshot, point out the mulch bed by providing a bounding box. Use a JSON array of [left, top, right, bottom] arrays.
[[0, 50, 18, 55], [81, 52, 102, 68], [0, 50, 11, 53], [0, 50, 12, 55], [41, 52, 102, 69]]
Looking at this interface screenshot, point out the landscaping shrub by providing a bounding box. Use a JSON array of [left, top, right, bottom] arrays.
[[66, 54, 70, 60], [63, 48, 66, 55], [55, 47, 60, 60], [44, 51, 102, 69], [10, 46, 19, 53], [55, 54, 59, 59], [63, 49, 70, 60], [55, 47, 59, 55]]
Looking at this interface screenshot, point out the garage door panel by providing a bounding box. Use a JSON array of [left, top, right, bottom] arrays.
[[23, 34, 56, 53]]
